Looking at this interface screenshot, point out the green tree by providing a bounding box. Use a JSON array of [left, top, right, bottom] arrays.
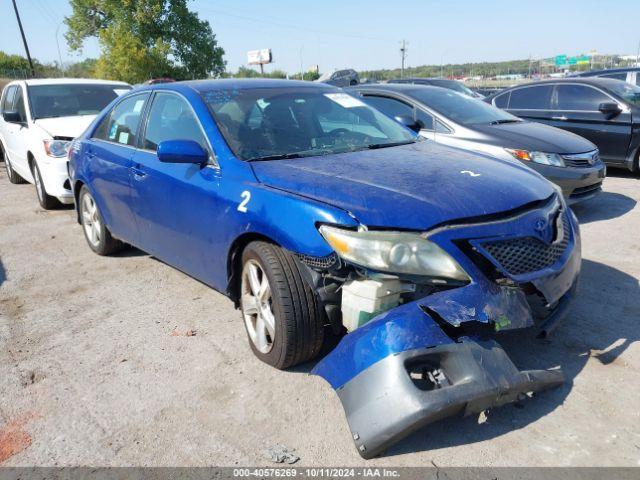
[[65, 0, 225, 83]]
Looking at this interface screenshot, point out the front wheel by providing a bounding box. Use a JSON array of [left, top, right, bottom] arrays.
[[32, 161, 59, 209], [240, 241, 325, 369], [79, 186, 125, 255]]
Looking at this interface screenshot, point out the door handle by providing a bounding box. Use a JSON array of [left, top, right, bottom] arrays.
[[131, 165, 147, 180], [86, 150, 96, 159], [551, 116, 568, 121]]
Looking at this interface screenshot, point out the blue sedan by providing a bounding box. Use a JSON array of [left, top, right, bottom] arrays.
[[69, 79, 581, 458]]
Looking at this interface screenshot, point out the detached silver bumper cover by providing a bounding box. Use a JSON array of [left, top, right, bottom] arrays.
[[325, 339, 563, 459]]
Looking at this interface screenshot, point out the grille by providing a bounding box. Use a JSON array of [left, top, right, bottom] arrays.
[[480, 214, 570, 276], [562, 150, 599, 168], [296, 252, 338, 269]]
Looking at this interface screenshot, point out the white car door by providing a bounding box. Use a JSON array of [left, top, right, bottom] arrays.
[[0, 85, 19, 159], [4, 85, 31, 177]]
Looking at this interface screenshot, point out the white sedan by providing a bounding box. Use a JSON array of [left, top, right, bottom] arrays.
[[0, 78, 130, 209]]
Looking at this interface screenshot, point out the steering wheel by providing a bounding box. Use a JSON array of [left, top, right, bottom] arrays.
[[328, 128, 351, 137]]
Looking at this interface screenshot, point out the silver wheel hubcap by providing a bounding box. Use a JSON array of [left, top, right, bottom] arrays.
[[241, 259, 275, 354], [81, 193, 102, 247]]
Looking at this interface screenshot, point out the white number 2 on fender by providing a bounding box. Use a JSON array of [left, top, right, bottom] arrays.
[[238, 190, 251, 213]]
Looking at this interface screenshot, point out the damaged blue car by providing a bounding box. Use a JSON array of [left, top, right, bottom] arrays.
[[69, 79, 580, 459]]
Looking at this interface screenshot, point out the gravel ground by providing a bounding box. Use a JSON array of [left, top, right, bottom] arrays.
[[0, 165, 639, 467]]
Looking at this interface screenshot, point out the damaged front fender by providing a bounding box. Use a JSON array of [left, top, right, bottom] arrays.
[[312, 296, 564, 459]]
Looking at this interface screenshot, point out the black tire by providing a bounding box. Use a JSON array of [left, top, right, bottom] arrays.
[[78, 185, 125, 255], [31, 161, 59, 209], [2, 147, 27, 184], [240, 241, 325, 369]]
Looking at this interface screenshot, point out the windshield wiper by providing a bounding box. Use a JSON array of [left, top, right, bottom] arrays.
[[366, 140, 416, 150], [246, 153, 304, 162], [488, 119, 521, 125]]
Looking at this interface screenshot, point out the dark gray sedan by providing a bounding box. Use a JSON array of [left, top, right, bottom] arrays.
[[347, 83, 605, 204]]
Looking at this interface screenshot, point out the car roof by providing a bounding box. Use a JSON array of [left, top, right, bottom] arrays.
[[576, 67, 640, 76], [347, 83, 450, 94], [18, 78, 131, 87], [494, 76, 629, 92], [140, 78, 337, 94]]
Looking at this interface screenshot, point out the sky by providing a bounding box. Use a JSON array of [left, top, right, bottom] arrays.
[[2, 0, 640, 74]]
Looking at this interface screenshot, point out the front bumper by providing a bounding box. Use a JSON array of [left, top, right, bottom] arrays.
[[35, 155, 73, 202], [333, 339, 563, 459], [312, 195, 581, 458], [528, 161, 606, 204]]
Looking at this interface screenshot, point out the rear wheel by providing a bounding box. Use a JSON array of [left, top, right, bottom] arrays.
[[240, 241, 324, 369], [79, 186, 125, 255], [2, 148, 27, 184], [32, 161, 59, 209]]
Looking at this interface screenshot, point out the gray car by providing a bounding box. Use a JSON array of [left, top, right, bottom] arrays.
[[347, 83, 606, 204]]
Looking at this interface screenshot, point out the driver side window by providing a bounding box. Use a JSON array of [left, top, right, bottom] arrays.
[[143, 92, 208, 152]]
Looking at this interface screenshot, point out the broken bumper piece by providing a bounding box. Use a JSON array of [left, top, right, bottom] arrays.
[[312, 299, 565, 459], [331, 339, 562, 459]]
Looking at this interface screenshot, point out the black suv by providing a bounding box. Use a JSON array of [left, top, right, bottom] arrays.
[[487, 78, 640, 172]]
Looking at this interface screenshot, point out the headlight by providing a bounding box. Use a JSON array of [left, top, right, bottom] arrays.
[[505, 149, 565, 167], [318, 225, 470, 281], [43, 139, 70, 158]]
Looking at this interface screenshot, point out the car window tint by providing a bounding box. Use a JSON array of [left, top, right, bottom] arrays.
[[144, 93, 207, 151], [415, 109, 434, 130], [362, 95, 413, 119], [493, 92, 509, 108], [636, 75, 640, 87], [1, 86, 17, 113], [556, 85, 610, 110], [12, 87, 27, 121], [93, 93, 149, 146], [601, 73, 627, 81], [508, 85, 553, 109]]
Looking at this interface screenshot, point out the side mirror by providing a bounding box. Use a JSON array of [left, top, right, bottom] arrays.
[[598, 102, 622, 118], [394, 114, 421, 133], [3, 111, 22, 123], [157, 139, 208, 164]]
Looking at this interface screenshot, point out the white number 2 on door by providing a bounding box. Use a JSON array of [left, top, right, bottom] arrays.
[[238, 190, 251, 213]]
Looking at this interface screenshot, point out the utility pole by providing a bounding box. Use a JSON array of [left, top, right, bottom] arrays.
[[400, 40, 408, 78], [12, 0, 35, 77]]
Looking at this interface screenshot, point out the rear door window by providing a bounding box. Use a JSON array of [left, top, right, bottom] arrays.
[[93, 93, 150, 146], [508, 85, 553, 109], [555, 85, 610, 111], [1, 86, 17, 114]]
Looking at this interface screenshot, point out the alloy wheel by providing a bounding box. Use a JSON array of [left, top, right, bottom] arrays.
[[241, 259, 276, 354], [81, 193, 102, 247]]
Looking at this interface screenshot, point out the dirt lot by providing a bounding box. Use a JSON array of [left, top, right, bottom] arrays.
[[0, 165, 639, 467]]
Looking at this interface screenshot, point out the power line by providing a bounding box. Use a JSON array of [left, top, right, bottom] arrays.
[[11, 0, 35, 77], [197, 5, 394, 43]]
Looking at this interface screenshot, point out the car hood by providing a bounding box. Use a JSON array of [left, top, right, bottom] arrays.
[[33, 115, 96, 139], [473, 121, 596, 154], [251, 141, 556, 230]]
